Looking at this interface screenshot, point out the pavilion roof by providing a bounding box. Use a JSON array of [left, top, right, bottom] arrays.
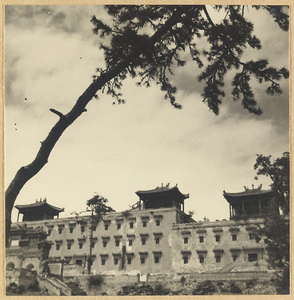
[[15, 200, 64, 215], [136, 184, 189, 201], [223, 188, 273, 203]]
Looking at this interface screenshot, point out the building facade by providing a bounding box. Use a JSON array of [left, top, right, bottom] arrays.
[[6, 184, 273, 277]]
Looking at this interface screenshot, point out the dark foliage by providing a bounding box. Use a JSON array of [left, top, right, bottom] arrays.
[[192, 280, 216, 295], [88, 275, 104, 289], [27, 281, 41, 292], [274, 266, 290, 294], [6, 282, 25, 295], [117, 283, 170, 295], [66, 281, 87, 295], [91, 5, 288, 114], [87, 194, 115, 227], [180, 276, 186, 285], [228, 281, 242, 294], [254, 152, 290, 294], [254, 152, 289, 216], [245, 280, 256, 289]]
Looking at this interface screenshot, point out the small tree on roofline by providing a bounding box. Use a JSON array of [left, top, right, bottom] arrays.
[[86, 194, 115, 274]]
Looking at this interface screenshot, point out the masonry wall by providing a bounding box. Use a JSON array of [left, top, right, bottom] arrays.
[[12, 207, 189, 276], [9, 209, 270, 278], [171, 218, 268, 273], [6, 247, 44, 271]]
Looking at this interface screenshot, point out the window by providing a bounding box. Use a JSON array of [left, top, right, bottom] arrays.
[[155, 238, 160, 244], [103, 241, 107, 248], [199, 236, 204, 243], [91, 243, 95, 248], [114, 258, 119, 265], [232, 255, 238, 262], [183, 256, 189, 264], [154, 256, 160, 263], [232, 234, 237, 241], [130, 222, 134, 229], [248, 253, 258, 262], [48, 230, 51, 236], [127, 257, 132, 265], [184, 237, 189, 244], [129, 239, 133, 246], [69, 228, 74, 233], [101, 259, 106, 265], [249, 233, 255, 240], [105, 224, 109, 230], [115, 240, 120, 247], [140, 257, 145, 264], [79, 243, 83, 249], [76, 260, 82, 266], [56, 244, 60, 250], [215, 235, 221, 242], [199, 256, 205, 263], [143, 221, 147, 227], [58, 228, 62, 234], [215, 255, 221, 263], [117, 223, 121, 230], [81, 226, 85, 233], [92, 225, 96, 231], [67, 244, 72, 250], [141, 238, 146, 245], [10, 240, 18, 246], [156, 220, 160, 226]]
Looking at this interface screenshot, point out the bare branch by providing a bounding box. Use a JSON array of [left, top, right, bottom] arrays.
[[49, 108, 65, 118], [203, 6, 215, 27]]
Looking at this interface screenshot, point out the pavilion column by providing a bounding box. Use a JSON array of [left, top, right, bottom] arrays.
[[242, 202, 245, 215], [229, 204, 232, 219], [17, 211, 20, 223], [182, 202, 184, 212]]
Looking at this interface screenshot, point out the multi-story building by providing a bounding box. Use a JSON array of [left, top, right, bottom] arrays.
[[171, 185, 273, 273], [6, 184, 273, 277]]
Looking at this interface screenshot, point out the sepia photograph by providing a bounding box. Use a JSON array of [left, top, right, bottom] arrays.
[[4, 4, 290, 296]]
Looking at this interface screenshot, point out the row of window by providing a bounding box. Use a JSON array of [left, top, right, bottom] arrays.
[[71, 253, 162, 266], [55, 234, 163, 250], [100, 255, 161, 266], [48, 219, 162, 235], [181, 252, 259, 264], [182, 233, 257, 244], [68, 252, 259, 267]]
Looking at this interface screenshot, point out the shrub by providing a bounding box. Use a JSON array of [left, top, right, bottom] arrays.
[[216, 281, 224, 286], [88, 275, 104, 289], [6, 282, 25, 295], [67, 282, 87, 295], [192, 280, 216, 295], [229, 281, 242, 294], [245, 280, 256, 289], [275, 267, 290, 294], [118, 283, 170, 295], [27, 281, 40, 292], [154, 283, 170, 295], [180, 276, 186, 285]]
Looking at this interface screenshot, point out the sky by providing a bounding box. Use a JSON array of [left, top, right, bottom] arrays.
[[5, 5, 289, 223]]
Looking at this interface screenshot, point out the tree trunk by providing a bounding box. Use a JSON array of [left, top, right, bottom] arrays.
[[5, 6, 192, 245], [5, 58, 130, 244]]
